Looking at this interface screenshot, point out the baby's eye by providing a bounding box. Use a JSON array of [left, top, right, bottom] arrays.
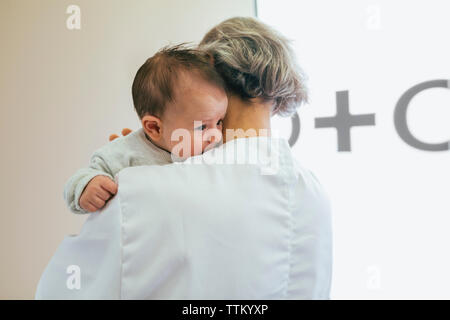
[[195, 124, 207, 131]]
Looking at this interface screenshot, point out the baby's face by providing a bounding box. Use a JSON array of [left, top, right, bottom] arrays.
[[160, 72, 228, 159]]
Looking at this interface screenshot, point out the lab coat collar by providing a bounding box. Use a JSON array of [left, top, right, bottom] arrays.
[[182, 135, 290, 175]]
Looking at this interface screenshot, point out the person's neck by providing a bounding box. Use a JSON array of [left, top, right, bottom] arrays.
[[222, 95, 272, 143]]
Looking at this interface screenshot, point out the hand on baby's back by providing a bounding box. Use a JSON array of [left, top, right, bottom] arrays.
[[79, 175, 118, 213], [109, 128, 132, 141]]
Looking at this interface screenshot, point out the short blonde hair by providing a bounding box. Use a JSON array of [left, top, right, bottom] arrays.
[[199, 17, 308, 117]]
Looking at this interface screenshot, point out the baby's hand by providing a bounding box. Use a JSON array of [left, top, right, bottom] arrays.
[[79, 175, 118, 213]]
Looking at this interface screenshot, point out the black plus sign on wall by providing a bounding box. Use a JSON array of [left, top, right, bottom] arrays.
[[315, 90, 376, 152]]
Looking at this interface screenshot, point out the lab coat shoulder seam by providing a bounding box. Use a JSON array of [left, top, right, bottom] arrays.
[[282, 149, 296, 299]]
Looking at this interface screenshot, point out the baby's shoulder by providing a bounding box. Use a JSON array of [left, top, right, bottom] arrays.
[[92, 129, 141, 160]]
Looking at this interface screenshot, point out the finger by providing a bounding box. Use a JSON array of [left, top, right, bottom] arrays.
[[95, 188, 112, 201], [122, 128, 132, 136], [101, 179, 118, 195], [89, 196, 105, 209], [83, 200, 98, 213]]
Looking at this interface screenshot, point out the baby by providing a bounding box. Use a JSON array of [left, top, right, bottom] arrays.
[[64, 44, 228, 214]]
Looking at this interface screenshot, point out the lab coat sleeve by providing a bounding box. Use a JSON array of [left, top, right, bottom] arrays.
[[36, 181, 123, 299]]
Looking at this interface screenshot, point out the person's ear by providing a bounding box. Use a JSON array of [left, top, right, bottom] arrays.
[[142, 114, 163, 141], [205, 52, 215, 66]]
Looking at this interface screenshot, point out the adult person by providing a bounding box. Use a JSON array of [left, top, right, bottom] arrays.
[[36, 17, 332, 299]]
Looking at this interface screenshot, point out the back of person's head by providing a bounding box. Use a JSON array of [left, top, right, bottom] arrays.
[[199, 17, 308, 117], [132, 43, 225, 119]]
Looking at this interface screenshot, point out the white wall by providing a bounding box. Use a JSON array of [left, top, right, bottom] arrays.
[[0, 0, 255, 299], [261, 0, 450, 299]]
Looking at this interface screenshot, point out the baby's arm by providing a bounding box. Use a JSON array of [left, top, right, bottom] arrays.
[[63, 154, 118, 214]]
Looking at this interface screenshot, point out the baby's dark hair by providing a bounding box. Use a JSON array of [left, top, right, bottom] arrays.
[[132, 43, 225, 119]]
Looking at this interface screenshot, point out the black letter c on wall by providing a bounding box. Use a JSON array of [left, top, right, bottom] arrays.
[[394, 79, 450, 151]]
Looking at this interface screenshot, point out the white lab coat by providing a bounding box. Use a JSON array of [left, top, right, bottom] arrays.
[[36, 136, 332, 299]]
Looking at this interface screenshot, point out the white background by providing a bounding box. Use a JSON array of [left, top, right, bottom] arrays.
[[260, 0, 450, 299]]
